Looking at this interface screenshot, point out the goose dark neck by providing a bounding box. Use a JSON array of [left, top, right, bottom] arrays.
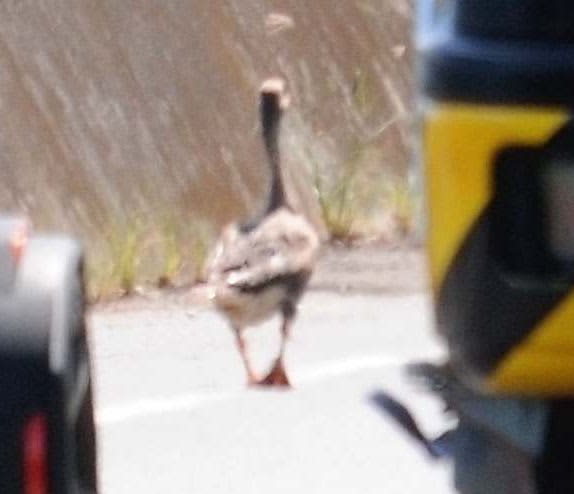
[[261, 93, 287, 214]]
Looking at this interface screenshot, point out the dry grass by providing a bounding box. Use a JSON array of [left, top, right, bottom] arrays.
[[87, 215, 214, 302], [312, 138, 418, 245]]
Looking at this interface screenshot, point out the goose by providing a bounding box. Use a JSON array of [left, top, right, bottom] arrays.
[[206, 77, 320, 387]]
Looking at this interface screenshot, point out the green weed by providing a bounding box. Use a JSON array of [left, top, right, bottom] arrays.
[[86, 215, 215, 301], [157, 218, 184, 288], [312, 149, 361, 241], [104, 218, 144, 296], [312, 141, 417, 244]]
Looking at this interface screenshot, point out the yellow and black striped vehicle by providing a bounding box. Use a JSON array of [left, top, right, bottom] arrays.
[[422, 0, 574, 396], [372, 2, 574, 493]]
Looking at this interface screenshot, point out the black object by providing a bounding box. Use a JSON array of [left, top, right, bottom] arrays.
[[0, 235, 98, 493], [536, 400, 574, 494], [370, 390, 452, 459], [420, 0, 574, 106]]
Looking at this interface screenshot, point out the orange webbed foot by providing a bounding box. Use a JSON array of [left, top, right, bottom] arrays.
[[256, 359, 292, 388]]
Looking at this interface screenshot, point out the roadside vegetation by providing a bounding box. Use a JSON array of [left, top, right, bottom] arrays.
[[87, 215, 213, 301], [86, 161, 419, 302], [312, 147, 417, 246], [312, 66, 418, 246]]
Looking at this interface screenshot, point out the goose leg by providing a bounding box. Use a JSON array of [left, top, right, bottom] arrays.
[[233, 326, 258, 385], [258, 308, 293, 387]]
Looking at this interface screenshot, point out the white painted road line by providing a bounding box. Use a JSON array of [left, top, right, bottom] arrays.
[[96, 355, 417, 425]]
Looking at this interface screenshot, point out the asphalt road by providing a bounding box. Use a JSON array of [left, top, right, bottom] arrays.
[[90, 290, 457, 494]]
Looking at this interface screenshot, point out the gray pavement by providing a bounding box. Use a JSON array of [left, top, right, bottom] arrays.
[[91, 290, 456, 494]]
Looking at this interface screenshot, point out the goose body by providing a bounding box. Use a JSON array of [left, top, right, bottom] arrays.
[[210, 208, 318, 327], [207, 78, 320, 387]]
